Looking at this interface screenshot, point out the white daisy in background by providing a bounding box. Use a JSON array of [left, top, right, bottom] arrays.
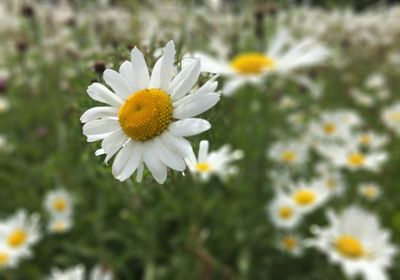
[[81, 41, 220, 184], [193, 30, 328, 95], [289, 181, 330, 214], [310, 207, 397, 280], [0, 210, 40, 256], [316, 143, 387, 172], [314, 162, 346, 197], [365, 72, 386, 90], [47, 216, 73, 234], [0, 243, 21, 269], [356, 131, 388, 150], [188, 140, 243, 181], [358, 183, 382, 201], [268, 140, 309, 167], [44, 189, 74, 217], [0, 134, 13, 153], [0, 96, 9, 113], [268, 195, 302, 229], [48, 265, 85, 280], [90, 264, 113, 280], [381, 102, 400, 135], [277, 233, 304, 256]]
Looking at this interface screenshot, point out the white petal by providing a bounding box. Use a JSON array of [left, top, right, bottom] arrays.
[[192, 53, 232, 74], [143, 141, 167, 184], [119, 60, 139, 93], [87, 83, 123, 107], [112, 141, 134, 178], [172, 76, 219, 107], [223, 79, 246, 96], [116, 142, 143, 182], [80, 107, 118, 123], [168, 118, 211, 137], [95, 149, 105, 156], [160, 41, 176, 91], [136, 162, 144, 183], [149, 56, 162, 88], [154, 137, 185, 171], [160, 132, 196, 164], [198, 140, 209, 162], [173, 92, 220, 119], [102, 129, 129, 164], [170, 59, 200, 100], [103, 69, 133, 99], [83, 119, 120, 136], [131, 47, 150, 90]]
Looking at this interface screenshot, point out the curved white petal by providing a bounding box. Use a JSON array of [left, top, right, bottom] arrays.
[[87, 83, 123, 107], [83, 119, 120, 137], [143, 141, 167, 184], [173, 92, 220, 119], [102, 129, 129, 164], [154, 137, 185, 171], [168, 118, 211, 137], [116, 142, 143, 182], [160, 132, 196, 164], [112, 141, 134, 179], [80, 107, 118, 123], [131, 47, 150, 90], [160, 40, 176, 91], [198, 140, 209, 162], [192, 52, 232, 74], [223, 78, 246, 96], [170, 59, 200, 100], [149, 57, 162, 88], [103, 69, 133, 99], [119, 60, 139, 93]]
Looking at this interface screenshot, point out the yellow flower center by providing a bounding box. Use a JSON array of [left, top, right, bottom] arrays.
[[281, 151, 297, 163], [0, 252, 9, 266], [323, 122, 336, 135], [118, 89, 173, 141], [278, 206, 293, 220], [362, 186, 377, 199], [196, 162, 211, 172], [293, 190, 316, 206], [53, 221, 67, 233], [360, 134, 371, 145], [335, 235, 364, 258], [347, 153, 365, 167], [326, 178, 336, 189], [230, 53, 275, 75], [53, 198, 67, 212], [388, 112, 400, 122], [282, 236, 297, 251], [8, 230, 27, 248]]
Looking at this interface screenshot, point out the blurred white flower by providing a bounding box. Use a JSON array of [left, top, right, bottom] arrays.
[[193, 30, 329, 95], [81, 41, 220, 184], [365, 73, 386, 90], [268, 140, 309, 167], [47, 216, 73, 234], [356, 131, 388, 150], [90, 264, 113, 280], [278, 233, 304, 256], [310, 207, 397, 280], [381, 102, 400, 135], [0, 243, 22, 269], [268, 195, 302, 229], [0, 97, 9, 113], [44, 189, 74, 217], [358, 183, 381, 201], [289, 181, 330, 214], [314, 162, 346, 197], [48, 265, 85, 280], [188, 140, 243, 182]]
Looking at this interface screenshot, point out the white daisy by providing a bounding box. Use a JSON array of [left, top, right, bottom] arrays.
[[278, 233, 304, 257], [268, 140, 309, 167], [193, 29, 328, 95], [268, 194, 302, 229], [188, 140, 243, 181], [314, 163, 346, 197], [356, 131, 388, 150], [48, 215, 73, 234], [310, 207, 397, 280], [81, 41, 220, 184], [0, 210, 40, 256], [289, 181, 330, 214], [0, 243, 23, 269], [44, 189, 74, 217], [381, 102, 400, 135], [48, 265, 85, 280], [90, 264, 113, 280], [358, 183, 382, 201]]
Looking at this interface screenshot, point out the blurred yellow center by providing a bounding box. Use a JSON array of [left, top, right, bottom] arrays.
[[8, 230, 27, 248], [230, 53, 275, 74], [363, 186, 377, 198], [119, 89, 173, 141], [282, 236, 297, 251], [293, 190, 316, 205], [196, 162, 210, 172], [323, 122, 336, 135], [0, 252, 8, 265], [53, 222, 67, 233], [360, 134, 371, 145], [53, 198, 67, 212], [278, 206, 293, 219], [347, 153, 365, 166], [388, 112, 400, 122], [335, 235, 364, 258], [326, 179, 336, 189], [281, 151, 297, 162]]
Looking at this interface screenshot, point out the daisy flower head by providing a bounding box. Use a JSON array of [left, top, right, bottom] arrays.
[[310, 207, 397, 280], [0, 243, 22, 270], [81, 41, 220, 184], [44, 188, 74, 217], [289, 181, 330, 214], [268, 140, 309, 168], [316, 142, 387, 172], [268, 194, 302, 229], [357, 131, 388, 150], [382, 102, 400, 135], [48, 265, 85, 280], [278, 233, 304, 257], [194, 29, 329, 95], [358, 183, 382, 201], [188, 140, 243, 182], [0, 210, 40, 256], [314, 162, 346, 197], [48, 215, 73, 234]]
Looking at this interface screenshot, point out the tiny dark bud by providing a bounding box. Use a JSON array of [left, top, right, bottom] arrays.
[[16, 40, 29, 53], [93, 62, 106, 75], [21, 4, 35, 18]]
